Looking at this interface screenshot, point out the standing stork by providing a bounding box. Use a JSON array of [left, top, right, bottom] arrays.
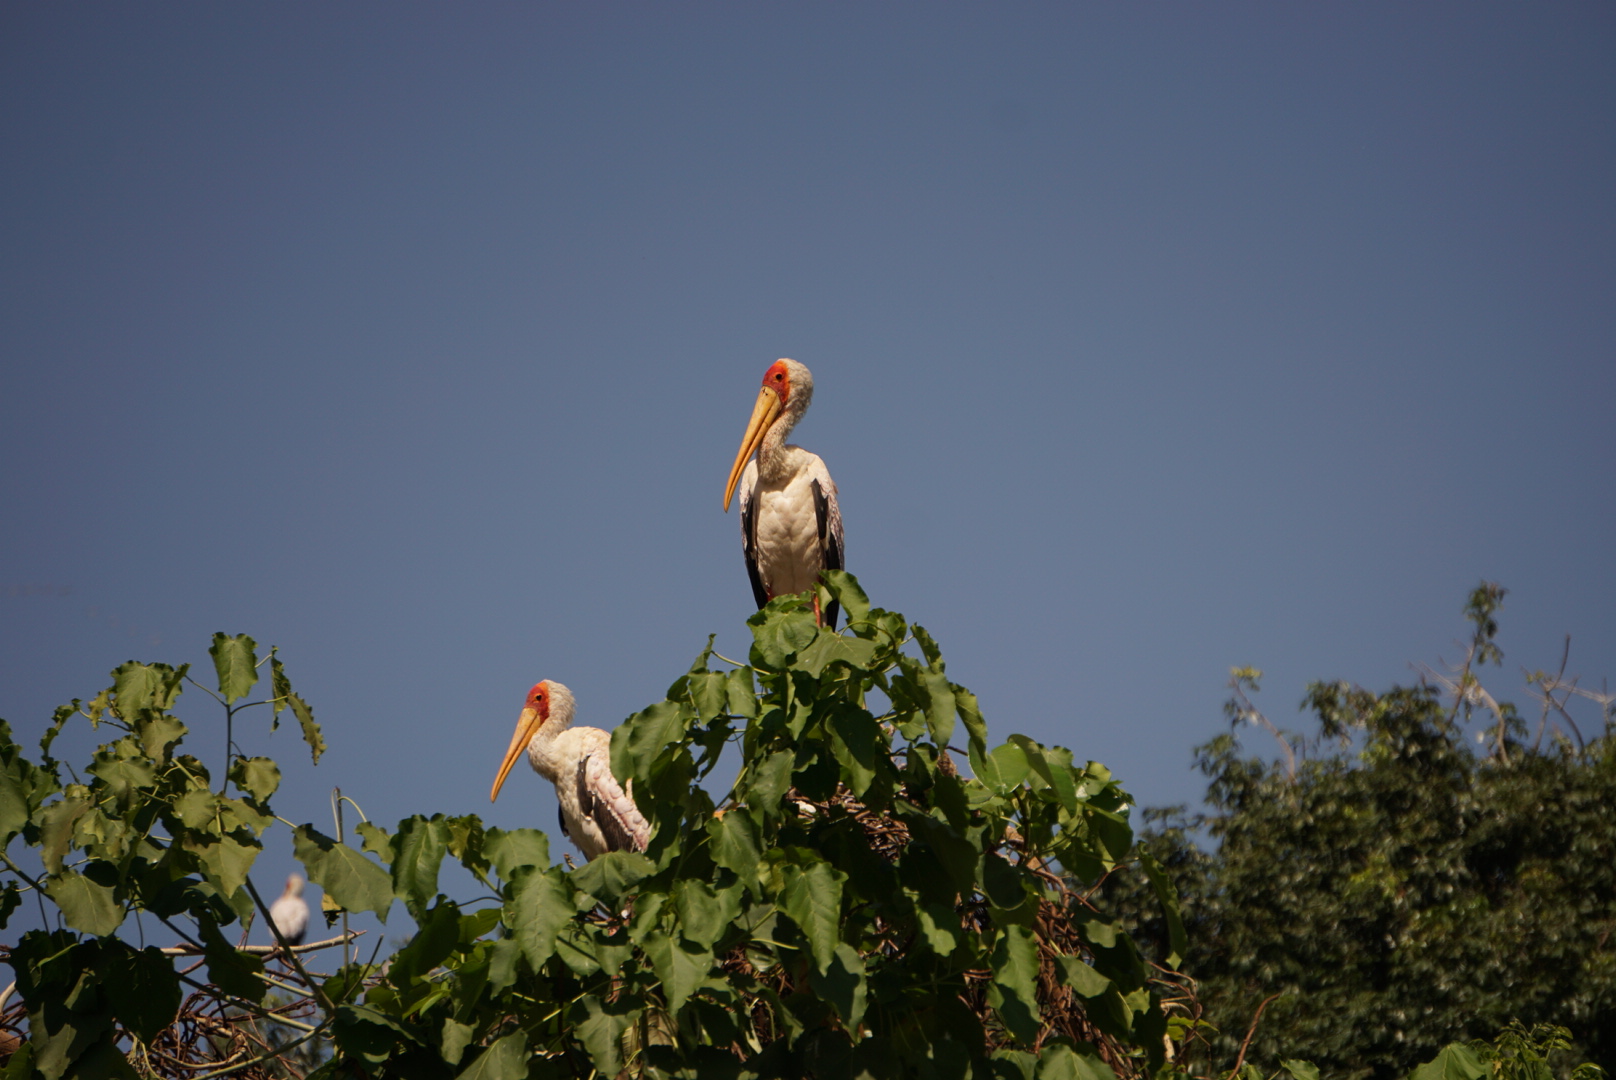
[[489, 680, 649, 861], [723, 358, 845, 628]]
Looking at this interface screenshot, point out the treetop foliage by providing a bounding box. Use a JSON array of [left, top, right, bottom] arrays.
[[0, 573, 1196, 1080]]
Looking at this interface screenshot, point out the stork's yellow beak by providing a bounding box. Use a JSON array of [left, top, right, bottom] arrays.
[[724, 387, 783, 511], [490, 706, 542, 802]]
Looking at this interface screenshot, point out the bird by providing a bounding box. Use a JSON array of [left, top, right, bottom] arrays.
[[268, 873, 309, 949], [723, 358, 845, 628], [489, 680, 650, 861]]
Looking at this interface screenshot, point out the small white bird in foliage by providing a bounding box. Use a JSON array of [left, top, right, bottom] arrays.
[[724, 358, 845, 628], [269, 873, 309, 948], [489, 680, 650, 861]]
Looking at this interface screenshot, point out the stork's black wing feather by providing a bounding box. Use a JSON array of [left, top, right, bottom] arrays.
[[812, 478, 843, 630], [741, 487, 769, 610]]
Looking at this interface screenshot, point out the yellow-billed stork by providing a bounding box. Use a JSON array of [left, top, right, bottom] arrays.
[[723, 358, 845, 628], [489, 680, 649, 861]]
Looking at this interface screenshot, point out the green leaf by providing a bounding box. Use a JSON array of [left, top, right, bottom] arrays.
[[708, 810, 761, 888], [747, 750, 794, 813], [748, 604, 820, 668], [45, 871, 124, 936], [1036, 1042, 1119, 1080], [389, 900, 461, 985], [504, 865, 575, 970], [287, 690, 325, 764], [1137, 848, 1187, 968], [184, 832, 260, 898], [914, 899, 959, 956], [987, 924, 1040, 1044], [208, 633, 259, 704], [198, 917, 266, 1003], [726, 668, 759, 719], [807, 942, 867, 1030], [104, 944, 182, 1043], [455, 1032, 529, 1080], [228, 757, 281, 801], [483, 827, 550, 879], [779, 855, 845, 972], [955, 687, 989, 759], [37, 794, 91, 874], [976, 741, 1030, 793], [355, 820, 394, 860], [1282, 1062, 1321, 1080], [644, 929, 711, 1015], [571, 850, 654, 905], [567, 996, 636, 1077], [135, 713, 186, 763], [392, 815, 451, 920], [111, 660, 186, 717], [821, 570, 871, 628], [921, 671, 956, 746], [673, 878, 743, 948], [610, 700, 692, 783], [1410, 1045, 1489, 1080], [293, 824, 393, 920], [270, 655, 292, 721], [440, 1019, 476, 1067], [1054, 955, 1113, 998]]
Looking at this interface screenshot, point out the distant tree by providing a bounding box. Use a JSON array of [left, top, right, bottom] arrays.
[[1102, 585, 1616, 1080]]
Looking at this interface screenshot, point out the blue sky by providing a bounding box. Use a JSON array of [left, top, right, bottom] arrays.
[[3, 5, 1613, 934]]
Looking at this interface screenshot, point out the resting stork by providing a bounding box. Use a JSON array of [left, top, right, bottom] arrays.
[[268, 873, 308, 949], [489, 680, 649, 861], [723, 358, 845, 628]]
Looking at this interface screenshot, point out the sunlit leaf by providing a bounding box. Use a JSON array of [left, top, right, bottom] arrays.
[[208, 633, 259, 704], [987, 924, 1040, 1044], [1410, 1045, 1488, 1080], [1054, 955, 1113, 998], [673, 878, 742, 949], [571, 850, 654, 905], [779, 855, 845, 973], [503, 865, 574, 970], [228, 756, 281, 801], [483, 827, 550, 880]]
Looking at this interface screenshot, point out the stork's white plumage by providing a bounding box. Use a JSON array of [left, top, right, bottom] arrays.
[[269, 873, 309, 947], [723, 359, 845, 628], [489, 681, 649, 861]]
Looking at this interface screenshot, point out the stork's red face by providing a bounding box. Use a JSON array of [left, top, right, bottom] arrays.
[[491, 681, 551, 802], [762, 360, 792, 405], [524, 681, 551, 720]]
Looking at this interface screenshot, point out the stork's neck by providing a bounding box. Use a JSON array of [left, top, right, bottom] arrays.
[[757, 398, 807, 484], [525, 689, 576, 784]]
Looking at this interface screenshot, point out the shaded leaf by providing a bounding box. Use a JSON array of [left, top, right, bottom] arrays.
[[644, 929, 711, 1015], [392, 815, 451, 921], [987, 924, 1040, 1044], [571, 850, 654, 905], [293, 825, 392, 920], [1137, 848, 1187, 968], [807, 942, 867, 1030], [483, 827, 550, 879], [779, 856, 845, 972], [504, 865, 575, 970], [198, 918, 266, 1003], [708, 810, 761, 889], [45, 871, 123, 936], [104, 945, 182, 1043]]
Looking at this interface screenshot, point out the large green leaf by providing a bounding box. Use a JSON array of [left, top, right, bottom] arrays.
[[779, 855, 845, 973], [571, 850, 654, 905], [208, 633, 259, 704], [987, 924, 1040, 1045], [456, 1032, 529, 1080], [392, 815, 450, 920], [198, 917, 265, 1003], [228, 757, 281, 801], [483, 827, 550, 880], [567, 997, 637, 1077], [673, 878, 742, 948], [185, 832, 260, 899], [610, 700, 691, 783], [1410, 1045, 1488, 1080], [708, 810, 761, 889], [293, 825, 393, 920], [503, 865, 575, 970], [921, 670, 956, 746], [104, 944, 182, 1043], [644, 928, 711, 1015], [807, 942, 867, 1030], [44, 872, 123, 936], [748, 605, 820, 668], [1036, 1042, 1119, 1080], [111, 661, 186, 717], [1054, 955, 1113, 998]]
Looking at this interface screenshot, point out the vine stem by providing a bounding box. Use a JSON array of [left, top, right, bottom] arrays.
[[1227, 992, 1284, 1079]]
